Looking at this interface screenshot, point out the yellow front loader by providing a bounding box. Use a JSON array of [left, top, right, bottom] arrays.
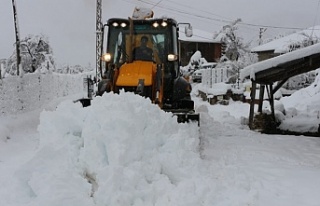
[[84, 16, 199, 123]]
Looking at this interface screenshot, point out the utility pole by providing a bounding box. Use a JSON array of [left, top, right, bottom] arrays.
[[12, 0, 21, 76], [96, 0, 103, 79], [259, 28, 267, 45]]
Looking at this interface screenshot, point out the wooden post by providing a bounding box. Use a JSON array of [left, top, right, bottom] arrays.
[[258, 84, 265, 112], [249, 82, 256, 129], [12, 0, 21, 76], [269, 84, 275, 121]]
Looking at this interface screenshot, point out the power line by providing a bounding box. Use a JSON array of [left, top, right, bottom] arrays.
[[137, 0, 320, 31], [120, 0, 320, 32], [238, 22, 307, 30], [136, 0, 231, 24], [151, 0, 164, 9], [162, 0, 233, 21]]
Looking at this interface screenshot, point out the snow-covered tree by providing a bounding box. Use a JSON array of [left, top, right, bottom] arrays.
[[214, 19, 258, 83], [288, 32, 320, 52], [5, 34, 55, 77], [214, 19, 243, 61], [180, 51, 208, 76], [283, 71, 316, 90]]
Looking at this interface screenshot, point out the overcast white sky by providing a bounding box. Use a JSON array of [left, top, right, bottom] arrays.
[[1, 0, 320, 66]]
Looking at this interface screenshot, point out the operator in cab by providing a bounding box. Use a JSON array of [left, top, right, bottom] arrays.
[[133, 36, 153, 61]]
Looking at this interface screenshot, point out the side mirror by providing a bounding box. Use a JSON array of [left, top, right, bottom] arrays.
[[178, 22, 193, 37], [185, 24, 193, 37]]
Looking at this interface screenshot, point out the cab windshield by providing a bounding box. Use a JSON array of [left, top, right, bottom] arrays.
[[105, 19, 176, 66]]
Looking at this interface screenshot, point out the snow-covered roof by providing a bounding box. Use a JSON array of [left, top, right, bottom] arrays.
[[179, 28, 221, 43], [241, 42, 320, 80], [252, 26, 320, 53]]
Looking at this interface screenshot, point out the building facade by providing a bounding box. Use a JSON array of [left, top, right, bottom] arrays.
[[178, 28, 222, 66]]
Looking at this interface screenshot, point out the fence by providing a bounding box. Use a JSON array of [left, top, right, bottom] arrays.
[[0, 72, 91, 115], [202, 67, 228, 88]]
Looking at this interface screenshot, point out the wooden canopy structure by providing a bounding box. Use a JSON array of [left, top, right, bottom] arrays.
[[240, 43, 320, 129]]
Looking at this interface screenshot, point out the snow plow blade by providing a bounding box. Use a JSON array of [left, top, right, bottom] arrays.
[[75, 98, 200, 125], [74, 98, 91, 107], [176, 112, 200, 125], [168, 99, 200, 125], [164, 108, 200, 125]]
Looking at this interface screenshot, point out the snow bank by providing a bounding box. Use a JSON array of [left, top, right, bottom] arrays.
[[0, 123, 10, 142], [13, 92, 206, 206], [279, 69, 320, 132], [2, 77, 320, 206]]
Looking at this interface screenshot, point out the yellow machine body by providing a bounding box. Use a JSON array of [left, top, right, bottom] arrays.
[[116, 61, 156, 87]]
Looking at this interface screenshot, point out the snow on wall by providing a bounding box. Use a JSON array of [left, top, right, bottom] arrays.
[[0, 72, 91, 115], [202, 68, 228, 87]]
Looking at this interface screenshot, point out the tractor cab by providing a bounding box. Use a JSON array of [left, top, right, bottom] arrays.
[[100, 18, 182, 104], [102, 18, 179, 68]]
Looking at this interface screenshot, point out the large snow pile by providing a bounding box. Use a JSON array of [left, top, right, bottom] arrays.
[[2, 92, 212, 206], [279, 69, 320, 132], [2, 83, 320, 205]]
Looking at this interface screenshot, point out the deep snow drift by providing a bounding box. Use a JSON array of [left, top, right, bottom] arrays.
[[1, 80, 320, 205], [1, 92, 205, 206]]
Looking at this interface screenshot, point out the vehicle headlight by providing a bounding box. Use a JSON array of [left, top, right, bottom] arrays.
[[167, 54, 177, 61], [152, 22, 159, 28], [101, 53, 111, 62], [161, 21, 167, 27]]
